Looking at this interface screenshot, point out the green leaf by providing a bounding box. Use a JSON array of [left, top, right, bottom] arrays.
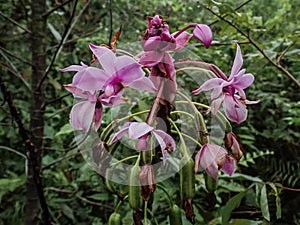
[[55, 123, 73, 136], [268, 183, 282, 219], [222, 189, 249, 225], [61, 204, 75, 221], [260, 184, 270, 221], [47, 23, 62, 42], [0, 175, 25, 203]]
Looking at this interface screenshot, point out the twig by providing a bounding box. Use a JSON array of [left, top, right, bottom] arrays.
[[108, 0, 113, 46], [0, 46, 33, 66], [75, 192, 115, 209], [42, 0, 73, 18], [38, 0, 91, 90], [203, 4, 300, 88], [0, 11, 31, 34], [0, 146, 27, 159], [42, 150, 82, 170], [209, 0, 254, 26], [0, 49, 32, 91]]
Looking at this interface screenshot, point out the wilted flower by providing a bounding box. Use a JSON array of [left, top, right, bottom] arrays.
[[194, 143, 235, 180], [110, 122, 175, 165], [224, 132, 244, 162], [139, 164, 156, 201], [193, 44, 259, 124]]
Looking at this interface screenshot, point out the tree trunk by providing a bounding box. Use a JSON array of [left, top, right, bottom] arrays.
[[25, 0, 48, 224]]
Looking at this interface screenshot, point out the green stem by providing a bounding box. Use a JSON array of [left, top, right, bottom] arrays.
[[170, 129, 202, 148], [114, 195, 128, 212], [144, 200, 148, 221], [177, 91, 209, 144], [100, 109, 150, 142], [170, 110, 194, 119], [168, 117, 189, 158], [157, 184, 173, 205], [111, 155, 139, 167]]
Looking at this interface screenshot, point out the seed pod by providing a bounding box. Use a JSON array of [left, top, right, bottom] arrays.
[[180, 158, 195, 200], [105, 167, 116, 193], [108, 212, 121, 225], [205, 173, 218, 193], [129, 165, 143, 210], [169, 204, 183, 225]]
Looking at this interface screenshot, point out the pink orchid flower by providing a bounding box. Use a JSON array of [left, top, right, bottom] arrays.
[[194, 143, 235, 180], [110, 122, 175, 165], [64, 85, 102, 133], [192, 24, 213, 48], [193, 44, 259, 124]]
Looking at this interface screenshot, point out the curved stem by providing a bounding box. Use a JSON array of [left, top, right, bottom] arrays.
[[170, 130, 202, 148], [168, 117, 189, 158], [157, 184, 173, 205], [170, 110, 194, 119], [173, 23, 197, 38], [100, 109, 150, 142]]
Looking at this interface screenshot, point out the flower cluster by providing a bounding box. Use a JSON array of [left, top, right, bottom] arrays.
[[62, 44, 156, 133], [62, 14, 258, 224]]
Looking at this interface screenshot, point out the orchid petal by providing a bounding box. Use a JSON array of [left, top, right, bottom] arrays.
[[128, 122, 153, 139], [60, 62, 88, 72], [223, 95, 247, 124], [230, 44, 243, 77], [110, 123, 130, 144], [193, 24, 213, 48], [221, 155, 235, 176], [89, 44, 116, 75], [138, 51, 164, 67], [115, 61, 145, 84], [93, 105, 103, 132], [192, 78, 225, 97], [128, 77, 157, 93], [144, 36, 162, 51], [211, 95, 225, 115], [172, 31, 191, 50], [64, 85, 90, 99], [152, 130, 176, 165], [72, 67, 108, 91], [70, 101, 95, 133], [232, 73, 254, 90]]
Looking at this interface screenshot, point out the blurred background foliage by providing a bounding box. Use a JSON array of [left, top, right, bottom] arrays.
[[0, 0, 299, 224]]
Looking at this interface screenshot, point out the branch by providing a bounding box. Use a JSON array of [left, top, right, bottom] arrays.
[[209, 0, 254, 26], [0, 146, 27, 159], [38, 0, 91, 90], [42, 0, 73, 18], [0, 11, 31, 34], [0, 48, 32, 91], [203, 4, 300, 88]]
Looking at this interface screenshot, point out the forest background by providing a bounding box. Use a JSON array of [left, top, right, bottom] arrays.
[[0, 0, 299, 224]]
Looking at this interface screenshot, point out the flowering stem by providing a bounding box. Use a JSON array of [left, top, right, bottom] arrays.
[[176, 67, 217, 79], [111, 155, 139, 167], [157, 184, 173, 205], [173, 23, 197, 39], [171, 110, 194, 119], [177, 90, 209, 144], [171, 129, 202, 148], [146, 79, 164, 126], [175, 61, 227, 80], [175, 100, 210, 109], [115, 195, 128, 212], [101, 109, 150, 142], [168, 117, 190, 158]]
